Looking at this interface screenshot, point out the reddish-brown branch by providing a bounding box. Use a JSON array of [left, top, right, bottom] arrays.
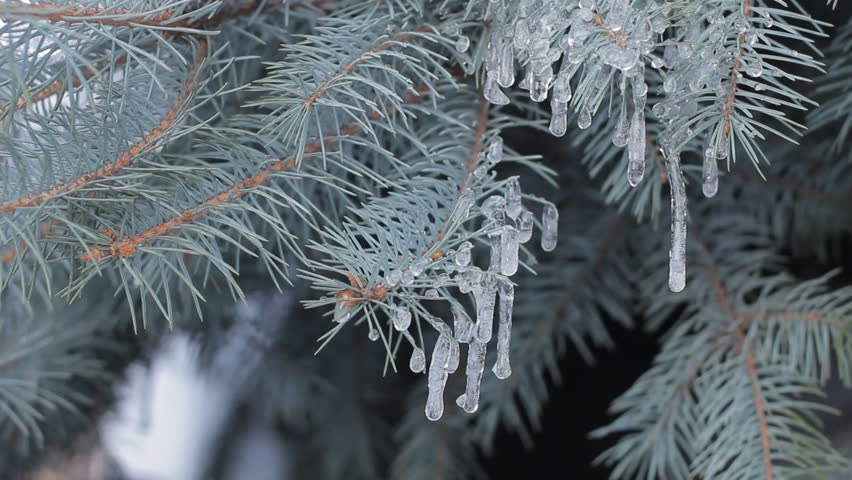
[[591, 13, 626, 47], [0, 56, 128, 116], [698, 233, 775, 480], [82, 85, 432, 262], [742, 345, 775, 480], [0, 2, 187, 28], [0, 39, 207, 217], [721, 0, 755, 136], [302, 28, 431, 110]]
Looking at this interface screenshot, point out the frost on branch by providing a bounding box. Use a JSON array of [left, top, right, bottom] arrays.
[[305, 91, 556, 420]]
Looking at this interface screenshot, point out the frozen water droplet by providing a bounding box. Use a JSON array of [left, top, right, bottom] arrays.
[[481, 195, 506, 221], [368, 327, 379, 341], [425, 288, 439, 298], [541, 202, 558, 252], [577, 107, 592, 129], [664, 76, 677, 93], [455, 241, 473, 266], [599, 45, 639, 71], [552, 72, 572, 103], [455, 35, 470, 53], [473, 281, 496, 343], [549, 99, 568, 137], [386, 269, 402, 285], [517, 209, 534, 243], [487, 136, 503, 164], [745, 59, 763, 78], [411, 258, 430, 276], [393, 307, 411, 331], [410, 347, 425, 373], [484, 72, 510, 105], [505, 177, 522, 220], [334, 301, 353, 323]]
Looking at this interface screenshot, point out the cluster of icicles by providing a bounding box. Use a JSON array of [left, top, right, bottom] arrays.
[[333, 139, 559, 420], [461, 0, 729, 293]]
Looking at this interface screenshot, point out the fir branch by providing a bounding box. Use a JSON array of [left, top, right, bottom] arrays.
[[80, 84, 432, 261], [721, 0, 755, 137], [0, 39, 207, 216], [0, 1, 191, 28]]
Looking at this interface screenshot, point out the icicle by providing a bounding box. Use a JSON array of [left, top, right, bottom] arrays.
[[530, 66, 553, 102], [505, 177, 522, 220], [447, 339, 460, 373], [627, 110, 646, 187], [453, 189, 474, 222], [703, 147, 719, 198], [456, 340, 487, 413], [425, 334, 452, 420], [484, 72, 510, 105], [481, 195, 506, 222], [667, 155, 687, 293], [500, 226, 519, 276], [552, 72, 572, 103], [473, 280, 496, 343], [493, 280, 514, 379], [393, 307, 411, 331], [455, 241, 472, 266], [549, 98, 568, 137], [334, 301, 353, 323], [487, 136, 503, 164], [577, 106, 592, 129], [455, 35, 470, 53], [612, 117, 629, 147], [497, 39, 515, 87], [517, 209, 534, 243], [488, 228, 502, 273], [632, 78, 648, 110], [410, 347, 425, 373], [541, 202, 558, 252], [716, 134, 729, 159], [664, 76, 677, 93], [452, 304, 473, 343]]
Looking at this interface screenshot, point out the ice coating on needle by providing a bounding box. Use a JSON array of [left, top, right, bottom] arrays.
[[667, 155, 687, 293], [493, 280, 514, 379], [456, 340, 487, 413]]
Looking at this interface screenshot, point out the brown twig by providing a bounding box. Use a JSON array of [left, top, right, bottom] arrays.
[[591, 13, 626, 47], [81, 84, 432, 262], [302, 28, 432, 110], [695, 231, 775, 480], [0, 39, 207, 216], [721, 0, 755, 136], [0, 2, 187, 28]]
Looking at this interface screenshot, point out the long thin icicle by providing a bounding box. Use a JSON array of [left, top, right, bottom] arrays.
[[667, 154, 687, 293], [456, 340, 487, 413], [425, 334, 452, 421], [492, 280, 514, 379]]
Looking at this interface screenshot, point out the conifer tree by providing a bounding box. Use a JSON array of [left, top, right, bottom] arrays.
[[0, 0, 851, 478]]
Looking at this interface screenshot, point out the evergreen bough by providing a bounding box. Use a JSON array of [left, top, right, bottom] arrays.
[[0, 0, 851, 478]]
